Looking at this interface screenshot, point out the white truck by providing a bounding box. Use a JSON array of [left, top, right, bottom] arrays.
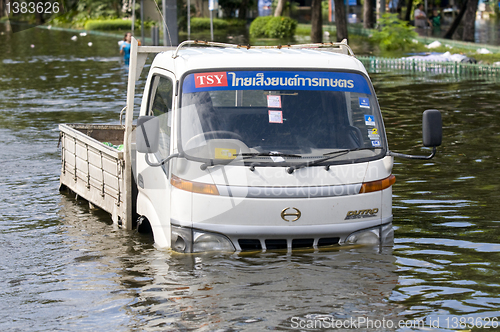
[[59, 39, 442, 253]]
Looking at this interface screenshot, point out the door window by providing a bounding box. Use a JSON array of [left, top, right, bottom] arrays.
[[148, 75, 173, 160]]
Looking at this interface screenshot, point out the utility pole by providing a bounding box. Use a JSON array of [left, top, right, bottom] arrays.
[[163, 0, 178, 45]]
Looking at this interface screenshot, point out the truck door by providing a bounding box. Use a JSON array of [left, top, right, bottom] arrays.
[[136, 69, 175, 247]]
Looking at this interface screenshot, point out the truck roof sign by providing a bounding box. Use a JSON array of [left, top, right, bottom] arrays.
[[182, 70, 372, 94]]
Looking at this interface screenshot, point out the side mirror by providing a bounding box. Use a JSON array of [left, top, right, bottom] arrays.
[[389, 109, 442, 160], [422, 109, 442, 147], [136, 116, 159, 154]]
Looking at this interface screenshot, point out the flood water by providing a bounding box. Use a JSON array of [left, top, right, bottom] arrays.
[[1, 25, 500, 331]]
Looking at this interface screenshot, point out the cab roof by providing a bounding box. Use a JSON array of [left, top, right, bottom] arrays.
[[150, 45, 369, 78]]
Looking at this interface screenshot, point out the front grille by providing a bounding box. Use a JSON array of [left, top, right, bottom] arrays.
[[237, 237, 340, 251], [318, 237, 340, 247], [265, 239, 287, 250], [292, 238, 314, 248], [238, 239, 262, 250]]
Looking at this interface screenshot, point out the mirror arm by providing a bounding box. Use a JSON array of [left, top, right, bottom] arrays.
[[145, 152, 181, 167], [389, 146, 437, 160]]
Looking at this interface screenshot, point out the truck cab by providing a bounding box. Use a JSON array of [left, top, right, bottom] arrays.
[[135, 41, 400, 252]]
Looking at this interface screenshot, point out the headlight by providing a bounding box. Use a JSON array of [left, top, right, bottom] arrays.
[[193, 230, 235, 253], [344, 227, 381, 246], [171, 225, 235, 253], [171, 225, 193, 253]]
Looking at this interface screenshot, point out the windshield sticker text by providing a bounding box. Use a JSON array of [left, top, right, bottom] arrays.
[[194, 72, 228, 88], [183, 71, 372, 94], [368, 128, 380, 140], [229, 72, 354, 89]]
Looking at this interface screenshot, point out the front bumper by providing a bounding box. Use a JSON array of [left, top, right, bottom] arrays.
[[171, 217, 393, 252]]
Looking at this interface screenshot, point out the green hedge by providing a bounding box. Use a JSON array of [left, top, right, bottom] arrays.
[[225, 18, 247, 28], [249, 16, 272, 37], [266, 16, 297, 38], [190, 18, 245, 30], [84, 19, 134, 31], [249, 16, 297, 38]]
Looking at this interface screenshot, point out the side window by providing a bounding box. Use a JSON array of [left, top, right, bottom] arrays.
[[149, 75, 173, 116], [148, 75, 174, 161]]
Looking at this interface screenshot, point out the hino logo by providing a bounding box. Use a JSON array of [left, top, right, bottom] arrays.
[[281, 207, 301, 222], [345, 208, 379, 220]]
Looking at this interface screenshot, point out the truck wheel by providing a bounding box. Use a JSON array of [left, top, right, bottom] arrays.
[[136, 216, 152, 234]]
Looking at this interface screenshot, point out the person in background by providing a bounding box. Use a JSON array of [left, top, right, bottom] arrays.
[[388, 0, 398, 13], [430, 8, 442, 29], [414, 4, 430, 28], [120, 32, 132, 66]]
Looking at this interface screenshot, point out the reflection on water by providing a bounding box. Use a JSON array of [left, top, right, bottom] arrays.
[[374, 72, 500, 329], [415, 17, 500, 46], [1, 24, 500, 331]]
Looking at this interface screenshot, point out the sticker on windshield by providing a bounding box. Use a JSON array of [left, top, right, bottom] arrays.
[[194, 72, 228, 88], [359, 97, 370, 108], [215, 148, 237, 159], [368, 128, 380, 140], [371, 140, 381, 147], [364, 115, 376, 126], [267, 95, 282, 108], [269, 110, 283, 123], [183, 71, 372, 94]]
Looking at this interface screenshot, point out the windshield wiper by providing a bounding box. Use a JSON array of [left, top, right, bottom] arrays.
[[199, 151, 302, 170], [237, 151, 303, 159], [286, 147, 382, 174]]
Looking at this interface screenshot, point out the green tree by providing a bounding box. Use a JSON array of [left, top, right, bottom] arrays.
[[219, 0, 241, 17], [75, 0, 124, 18], [371, 13, 417, 51]]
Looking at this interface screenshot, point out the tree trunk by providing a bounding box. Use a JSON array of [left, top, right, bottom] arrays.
[[35, 12, 44, 25], [462, 0, 479, 41], [334, 0, 348, 41], [274, 0, 286, 16], [311, 0, 322, 42], [195, 0, 203, 16], [396, 0, 403, 19], [238, 0, 249, 19], [363, 0, 374, 28], [34, 0, 44, 25], [444, 0, 468, 39], [404, 0, 414, 22]]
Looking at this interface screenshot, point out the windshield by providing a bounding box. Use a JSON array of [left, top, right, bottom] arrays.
[[179, 70, 386, 166]]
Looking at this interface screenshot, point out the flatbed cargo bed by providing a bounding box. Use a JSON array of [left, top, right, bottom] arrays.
[[59, 124, 135, 226]]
